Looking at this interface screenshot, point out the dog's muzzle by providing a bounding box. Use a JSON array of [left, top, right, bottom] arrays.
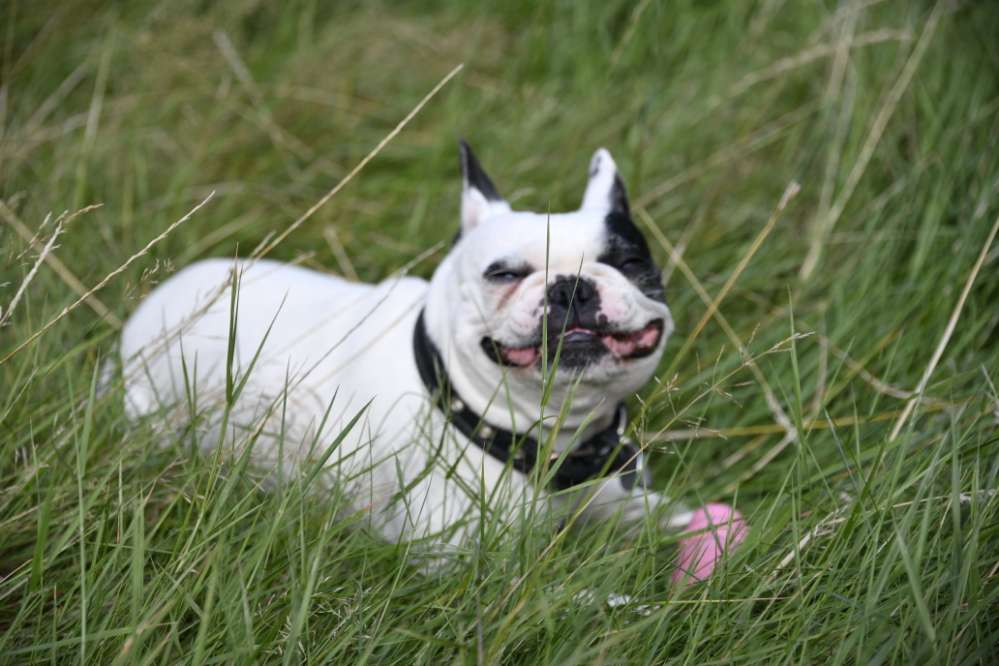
[[481, 275, 664, 368]]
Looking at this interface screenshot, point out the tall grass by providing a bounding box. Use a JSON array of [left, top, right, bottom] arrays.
[[2, 1, 998, 663]]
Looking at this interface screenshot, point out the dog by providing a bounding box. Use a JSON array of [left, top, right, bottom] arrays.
[[119, 142, 694, 556]]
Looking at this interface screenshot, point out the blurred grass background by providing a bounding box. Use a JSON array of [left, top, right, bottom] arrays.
[[2, 0, 998, 663]]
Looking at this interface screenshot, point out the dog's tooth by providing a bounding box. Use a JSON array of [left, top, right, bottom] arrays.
[[450, 398, 465, 413], [478, 424, 494, 438]]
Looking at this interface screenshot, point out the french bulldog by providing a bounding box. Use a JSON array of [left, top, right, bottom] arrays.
[[119, 142, 693, 554]]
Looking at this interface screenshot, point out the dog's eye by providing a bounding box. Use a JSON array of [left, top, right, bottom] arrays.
[[484, 262, 530, 282], [617, 256, 646, 272]]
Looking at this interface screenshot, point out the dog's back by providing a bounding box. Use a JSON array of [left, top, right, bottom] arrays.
[[120, 258, 428, 466]]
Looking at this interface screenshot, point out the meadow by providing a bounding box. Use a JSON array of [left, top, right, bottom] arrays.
[[2, 1, 998, 663]]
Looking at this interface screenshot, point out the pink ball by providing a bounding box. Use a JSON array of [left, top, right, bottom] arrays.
[[671, 503, 748, 585]]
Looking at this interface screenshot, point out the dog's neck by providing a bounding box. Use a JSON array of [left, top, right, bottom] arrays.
[[422, 271, 617, 451], [413, 310, 651, 490]]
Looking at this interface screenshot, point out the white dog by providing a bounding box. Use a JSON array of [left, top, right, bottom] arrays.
[[120, 143, 692, 555]]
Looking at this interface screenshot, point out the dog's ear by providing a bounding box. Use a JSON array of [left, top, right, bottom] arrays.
[[580, 148, 629, 217], [460, 140, 510, 233]]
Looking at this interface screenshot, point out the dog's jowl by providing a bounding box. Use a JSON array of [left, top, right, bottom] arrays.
[[120, 143, 692, 554]]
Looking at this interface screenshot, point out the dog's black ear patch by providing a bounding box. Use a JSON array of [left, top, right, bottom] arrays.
[[610, 174, 630, 218], [459, 140, 502, 202], [599, 209, 665, 303]]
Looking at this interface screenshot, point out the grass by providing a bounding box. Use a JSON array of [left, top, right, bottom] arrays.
[[2, 0, 999, 662]]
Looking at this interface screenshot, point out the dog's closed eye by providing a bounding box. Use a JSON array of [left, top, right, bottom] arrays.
[[599, 252, 648, 274], [616, 256, 647, 271], [484, 261, 531, 282]]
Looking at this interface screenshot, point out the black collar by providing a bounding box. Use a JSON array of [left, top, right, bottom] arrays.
[[412, 310, 649, 491]]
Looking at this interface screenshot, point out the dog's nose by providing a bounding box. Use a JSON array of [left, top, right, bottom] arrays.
[[547, 276, 597, 311]]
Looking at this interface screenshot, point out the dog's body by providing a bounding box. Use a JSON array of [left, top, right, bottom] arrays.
[[120, 144, 691, 553]]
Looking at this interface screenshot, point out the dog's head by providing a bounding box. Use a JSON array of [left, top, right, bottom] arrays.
[[426, 141, 673, 405]]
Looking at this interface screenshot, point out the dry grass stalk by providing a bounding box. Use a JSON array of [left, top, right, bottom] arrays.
[[727, 28, 911, 101], [888, 213, 999, 441], [0, 193, 215, 365], [250, 63, 464, 261], [636, 105, 815, 209], [1, 215, 63, 329], [322, 226, 361, 282], [608, 0, 654, 69], [771, 510, 848, 577], [641, 225, 800, 462], [0, 201, 121, 328], [664, 182, 800, 377], [800, 1, 943, 279], [647, 406, 942, 444], [213, 30, 324, 166]]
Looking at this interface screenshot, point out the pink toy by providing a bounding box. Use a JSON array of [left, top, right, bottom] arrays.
[[671, 503, 748, 585]]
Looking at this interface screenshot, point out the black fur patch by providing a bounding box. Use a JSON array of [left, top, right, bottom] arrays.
[[592, 167, 662, 300], [459, 139, 502, 202], [610, 175, 630, 217], [598, 210, 665, 303]]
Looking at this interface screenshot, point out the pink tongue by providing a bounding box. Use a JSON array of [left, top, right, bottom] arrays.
[[503, 346, 538, 367], [602, 323, 661, 358], [636, 324, 660, 348], [604, 336, 637, 357]]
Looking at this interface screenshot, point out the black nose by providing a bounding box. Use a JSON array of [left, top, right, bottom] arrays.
[[547, 276, 597, 312]]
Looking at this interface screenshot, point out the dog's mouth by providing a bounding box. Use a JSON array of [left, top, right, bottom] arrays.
[[481, 319, 664, 368]]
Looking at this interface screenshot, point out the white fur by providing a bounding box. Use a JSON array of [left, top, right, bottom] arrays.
[[580, 148, 619, 213], [120, 148, 690, 557]]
